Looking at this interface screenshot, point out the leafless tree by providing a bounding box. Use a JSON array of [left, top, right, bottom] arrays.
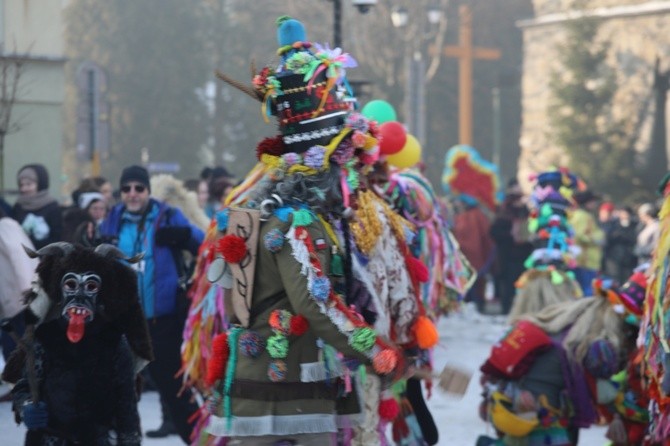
[[0, 51, 28, 191]]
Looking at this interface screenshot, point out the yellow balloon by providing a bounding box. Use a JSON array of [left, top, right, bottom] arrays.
[[387, 134, 422, 168]]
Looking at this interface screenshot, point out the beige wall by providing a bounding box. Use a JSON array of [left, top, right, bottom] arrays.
[[1, 0, 65, 199], [518, 0, 670, 191]]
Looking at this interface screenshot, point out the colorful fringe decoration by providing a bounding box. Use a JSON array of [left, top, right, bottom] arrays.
[[384, 169, 476, 318]]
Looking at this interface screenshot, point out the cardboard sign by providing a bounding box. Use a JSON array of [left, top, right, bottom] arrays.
[[226, 208, 260, 327], [437, 365, 472, 396]]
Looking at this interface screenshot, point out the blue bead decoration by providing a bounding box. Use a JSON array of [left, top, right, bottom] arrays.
[[264, 228, 285, 253]]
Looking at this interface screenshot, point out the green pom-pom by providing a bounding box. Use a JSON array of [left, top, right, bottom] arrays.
[[540, 203, 553, 217], [267, 334, 289, 359], [291, 209, 314, 227], [566, 270, 576, 281], [524, 257, 534, 269], [350, 327, 376, 352], [551, 270, 564, 285], [528, 219, 539, 233], [276, 15, 292, 27]]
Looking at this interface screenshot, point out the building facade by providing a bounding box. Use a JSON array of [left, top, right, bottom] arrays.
[[517, 0, 670, 191], [1, 0, 65, 198]]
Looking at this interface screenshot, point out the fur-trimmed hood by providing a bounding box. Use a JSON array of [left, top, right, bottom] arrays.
[[150, 174, 210, 231]]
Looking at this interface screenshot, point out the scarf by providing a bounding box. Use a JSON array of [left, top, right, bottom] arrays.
[[16, 190, 57, 212]]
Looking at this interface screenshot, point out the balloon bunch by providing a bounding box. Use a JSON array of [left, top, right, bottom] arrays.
[[361, 100, 422, 169]]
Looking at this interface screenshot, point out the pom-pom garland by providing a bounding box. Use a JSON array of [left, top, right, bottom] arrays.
[[264, 228, 285, 253], [413, 315, 439, 349], [239, 331, 264, 358], [268, 359, 287, 382], [378, 397, 401, 422], [310, 276, 331, 302], [267, 334, 289, 359], [205, 332, 229, 386], [217, 234, 248, 263], [373, 348, 398, 375], [290, 314, 309, 336], [350, 327, 377, 352], [406, 255, 429, 283]]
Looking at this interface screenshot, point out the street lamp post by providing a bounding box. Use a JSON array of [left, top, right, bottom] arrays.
[[330, 0, 377, 48], [391, 4, 445, 145]]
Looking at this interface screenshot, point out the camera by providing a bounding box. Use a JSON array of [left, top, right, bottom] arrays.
[[352, 0, 377, 13]]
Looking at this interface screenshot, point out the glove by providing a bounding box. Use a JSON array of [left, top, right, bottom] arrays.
[[155, 226, 191, 247], [22, 401, 48, 430]]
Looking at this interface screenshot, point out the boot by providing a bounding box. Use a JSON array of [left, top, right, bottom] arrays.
[[145, 420, 177, 438]]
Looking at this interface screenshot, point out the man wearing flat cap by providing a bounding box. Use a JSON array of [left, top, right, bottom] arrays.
[[99, 165, 205, 442]]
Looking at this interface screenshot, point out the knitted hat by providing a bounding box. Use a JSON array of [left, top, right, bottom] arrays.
[[17, 164, 50, 191], [78, 191, 105, 210], [119, 165, 150, 190], [606, 271, 647, 317]]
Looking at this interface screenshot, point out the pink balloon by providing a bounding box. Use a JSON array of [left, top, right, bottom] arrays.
[[378, 121, 407, 155]]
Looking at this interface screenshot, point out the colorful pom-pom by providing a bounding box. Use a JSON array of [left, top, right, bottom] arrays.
[[217, 234, 247, 263], [291, 209, 315, 227], [350, 327, 377, 353], [373, 348, 398, 374], [290, 314, 309, 336], [413, 315, 439, 349], [406, 256, 430, 283], [238, 331, 264, 358], [267, 334, 289, 359], [256, 135, 286, 160], [303, 145, 326, 169], [268, 360, 287, 382], [269, 309, 292, 335], [264, 228, 285, 253], [205, 332, 229, 386], [378, 397, 400, 421], [310, 276, 331, 302]]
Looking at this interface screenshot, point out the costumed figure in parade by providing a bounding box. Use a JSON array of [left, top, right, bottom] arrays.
[[442, 145, 499, 314], [507, 168, 582, 323], [640, 174, 670, 445], [476, 272, 640, 445], [2, 243, 153, 446], [185, 16, 416, 446]]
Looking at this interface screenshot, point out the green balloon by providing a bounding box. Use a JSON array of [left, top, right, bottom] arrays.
[[361, 100, 397, 124]]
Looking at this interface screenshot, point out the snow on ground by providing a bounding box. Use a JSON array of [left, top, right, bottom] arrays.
[[0, 307, 607, 445]]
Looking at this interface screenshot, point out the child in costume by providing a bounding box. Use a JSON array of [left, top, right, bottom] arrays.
[[507, 168, 582, 323], [477, 275, 639, 446]]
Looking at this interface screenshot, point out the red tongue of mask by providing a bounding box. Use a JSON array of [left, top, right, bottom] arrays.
[[67, 311, 87, 343]]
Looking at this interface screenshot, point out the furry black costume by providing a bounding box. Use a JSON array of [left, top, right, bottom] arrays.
[[2, 243, 153, 446]]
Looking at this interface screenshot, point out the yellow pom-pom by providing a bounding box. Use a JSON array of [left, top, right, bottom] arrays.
[[413, 315, 439, 349]]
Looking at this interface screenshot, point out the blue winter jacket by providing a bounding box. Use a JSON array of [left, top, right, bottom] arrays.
[[99, 198, 204, 318]]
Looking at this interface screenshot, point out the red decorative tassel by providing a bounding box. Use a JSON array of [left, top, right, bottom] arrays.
[[289, 315, 309, 336], [378, 397, 400, 421], [217, 234, 247, 263], [413, 315, 439, 349], [406, 255, 429, 283], [205, 332, 229, 386], [392, 416, 409, 442]]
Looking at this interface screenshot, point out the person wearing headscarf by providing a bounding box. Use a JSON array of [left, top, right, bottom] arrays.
[[12, 164, 63, 249]]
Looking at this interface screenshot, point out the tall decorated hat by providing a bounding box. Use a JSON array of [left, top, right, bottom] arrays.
[[524, 168, 580, 279], [246, 17, 378, 162]]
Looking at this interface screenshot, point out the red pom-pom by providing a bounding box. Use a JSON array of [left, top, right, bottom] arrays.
[[406, 256, 429, 283], [217, 234, 247, 263], [413, 315, 439, 349], [392, 416, 409, 442], [205, 332, 229, 386], [290, 315, 309, 336], [256, 135, 285, 160], [378, 397, 401, 421]]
